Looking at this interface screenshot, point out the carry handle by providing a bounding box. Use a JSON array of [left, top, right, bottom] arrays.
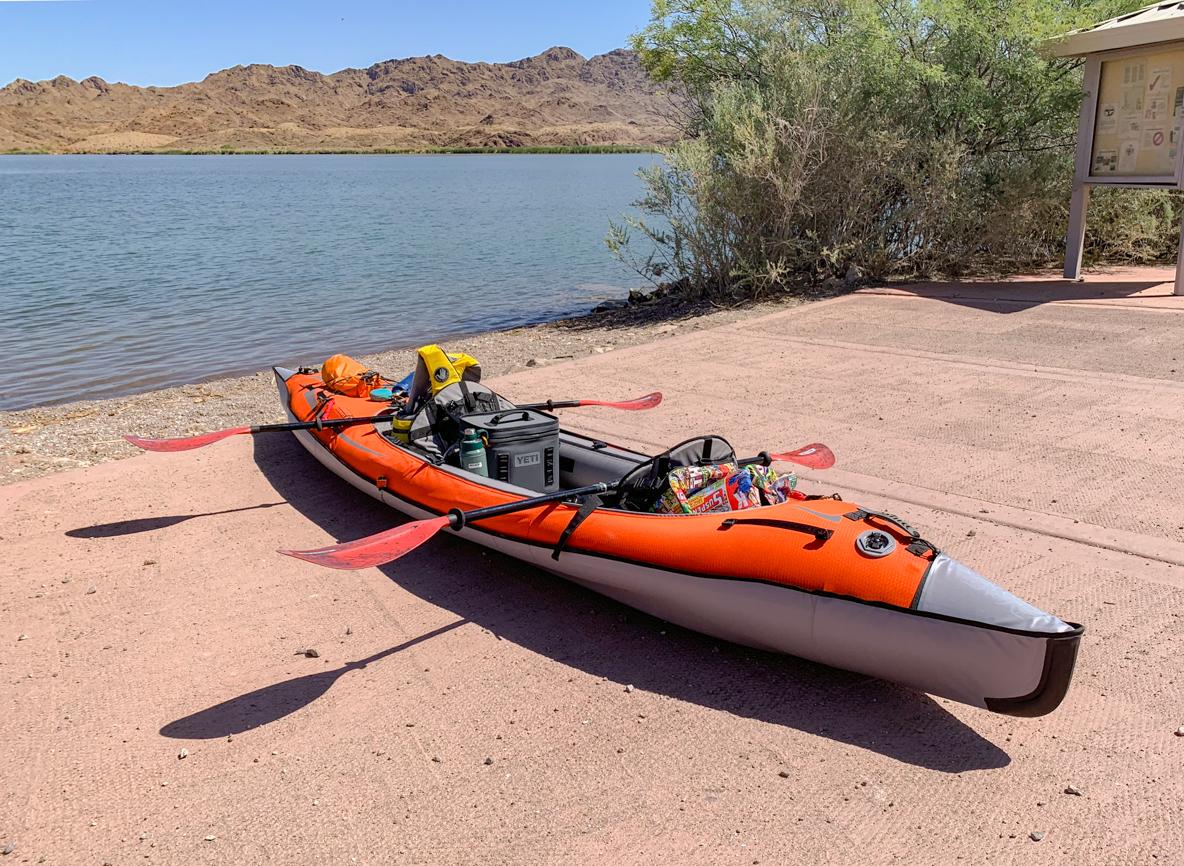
[[718, 518, 833, 542], [489, 410, 531, 425]]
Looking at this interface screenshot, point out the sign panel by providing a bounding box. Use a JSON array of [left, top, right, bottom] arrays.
[[1090, 45, 1184, 180]]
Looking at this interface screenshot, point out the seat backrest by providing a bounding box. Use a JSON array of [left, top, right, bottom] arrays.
[[616, 435, 737, 511]]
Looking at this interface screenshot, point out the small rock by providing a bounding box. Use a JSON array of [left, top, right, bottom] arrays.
[[138, 832, 148, 841], [525, 358, 542, 368], [17, 634, 27, 641], [178, 748, 188, 759], [312, 799, 319, 806], [86, 587, 97, 595], [778, 770, 791, 778], [593, 299, 628, 314], [1175, 726, 1184, 737], [345, 627, 352, 635], [966, 530, 976, 538], [1064, 784, 1083, 796], [1029, 831, 1045, 842], [624, 684, 634, 693], [1, 845, 13, 856], [302, 648, 319, 658], [483, 757, 494, 766], [431, 756, 441, 763], [61, 576, 70, 584], [844, 264, 863, 286], [203, 835, 216, 842], [142, 559, 156, 566]]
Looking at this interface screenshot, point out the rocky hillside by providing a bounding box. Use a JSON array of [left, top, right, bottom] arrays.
[[0, 47, 679, 152]]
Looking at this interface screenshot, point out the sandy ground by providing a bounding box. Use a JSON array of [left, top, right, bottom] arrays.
[[2, 268, 1183, 865]]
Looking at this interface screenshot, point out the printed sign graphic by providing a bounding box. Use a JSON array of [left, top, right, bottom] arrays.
[[1092, 47, 1184, 178]]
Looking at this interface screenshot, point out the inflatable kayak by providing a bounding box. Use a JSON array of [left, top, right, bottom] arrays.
[[273, 364, 1082, 716]]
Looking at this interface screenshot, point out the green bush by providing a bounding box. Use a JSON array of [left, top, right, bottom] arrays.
[[609, 0, 1181, 298]]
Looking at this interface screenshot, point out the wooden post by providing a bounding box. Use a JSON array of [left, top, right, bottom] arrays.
[[1176, 215, 1184, 296], [1064, 185, 1090, 280], [1064, 58, 1101, 281]]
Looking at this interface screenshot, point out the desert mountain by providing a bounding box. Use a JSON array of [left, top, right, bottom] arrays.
[[0, 47, 679, 152]]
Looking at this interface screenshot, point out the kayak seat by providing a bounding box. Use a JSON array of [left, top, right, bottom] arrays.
[[615, 435, 737, 512]]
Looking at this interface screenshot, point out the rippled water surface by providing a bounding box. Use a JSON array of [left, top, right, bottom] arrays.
[[0, 154, 658, 410]]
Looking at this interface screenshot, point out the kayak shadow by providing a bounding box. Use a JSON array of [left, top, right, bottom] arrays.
[[249, 433, 1010, 773], [159, 620, 467, 739]]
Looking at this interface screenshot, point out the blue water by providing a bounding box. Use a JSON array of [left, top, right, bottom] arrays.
[[0, 154, 658, 411]]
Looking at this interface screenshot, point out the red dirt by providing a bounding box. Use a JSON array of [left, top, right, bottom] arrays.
[[2, 268, 1181, 864]]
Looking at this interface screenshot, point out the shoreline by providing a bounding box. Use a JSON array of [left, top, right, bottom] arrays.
[[1, 145, 660, 156], [0, 292, 813, 485]]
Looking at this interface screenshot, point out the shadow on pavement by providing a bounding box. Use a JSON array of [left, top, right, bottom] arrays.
[[864, 278, 1169, 313], [65, 502, 287, 538], [168, 433, 1009, 773], [159, 620, 468, 738]]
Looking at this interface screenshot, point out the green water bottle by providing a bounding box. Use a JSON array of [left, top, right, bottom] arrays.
[[460, 428, 488, 477]]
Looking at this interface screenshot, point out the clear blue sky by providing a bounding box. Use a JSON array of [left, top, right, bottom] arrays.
[[0, 0, 654, 86]]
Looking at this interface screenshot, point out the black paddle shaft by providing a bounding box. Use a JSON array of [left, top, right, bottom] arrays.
[[255, 402, 566, 434], [447, 482, 616, 530], [249, 414, 396, 434]]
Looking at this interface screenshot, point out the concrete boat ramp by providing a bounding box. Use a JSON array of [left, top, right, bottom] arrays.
[[2, 269, 1182, 864]]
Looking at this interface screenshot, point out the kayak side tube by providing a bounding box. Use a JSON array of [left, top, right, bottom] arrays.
[[533, 549, 1082, 717]]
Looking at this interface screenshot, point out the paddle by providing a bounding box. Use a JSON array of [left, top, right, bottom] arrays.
[[759, 443, 835, 471], [123, 392, 664, 452], [280, 441, 835, 570], [279, 481, 616, 570], [521, 392, 662, 412]]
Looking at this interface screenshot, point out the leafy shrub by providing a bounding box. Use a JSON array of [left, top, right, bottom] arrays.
[[609, 0, 1181, 298]]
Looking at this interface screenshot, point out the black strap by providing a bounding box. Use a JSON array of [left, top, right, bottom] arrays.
[[457, 378, 475, 412], [843, 508, 920, 539], [551, 495, 602, 560], [718, 517, 833, 541]]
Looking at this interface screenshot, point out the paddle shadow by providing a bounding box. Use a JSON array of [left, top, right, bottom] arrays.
[[66, 502, 287, 538], [245, 433, 1009, 773], [160, 620, 467, 738]]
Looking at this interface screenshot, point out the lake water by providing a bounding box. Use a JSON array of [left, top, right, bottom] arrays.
[[0, 154, 659, 411]]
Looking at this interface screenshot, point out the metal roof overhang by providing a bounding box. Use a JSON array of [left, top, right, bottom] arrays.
[[1047, 3, 1184, 57]]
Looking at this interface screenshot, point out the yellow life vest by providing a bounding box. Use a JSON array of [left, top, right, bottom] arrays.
[[408, 345, 482, 405]]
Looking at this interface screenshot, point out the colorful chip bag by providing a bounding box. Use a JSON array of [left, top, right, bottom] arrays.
[[654, 462, 798, 514]]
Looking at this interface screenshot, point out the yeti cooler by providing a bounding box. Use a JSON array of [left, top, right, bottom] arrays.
[[461, 408, 559, 492]]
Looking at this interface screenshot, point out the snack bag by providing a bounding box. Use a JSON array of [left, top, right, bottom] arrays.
[[655, 463, 762, 514], [747, 464, 798, 505]]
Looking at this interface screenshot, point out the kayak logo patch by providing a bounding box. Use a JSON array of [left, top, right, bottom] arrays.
[[515, 452, 541, 467], [433, 367, 450, 383]]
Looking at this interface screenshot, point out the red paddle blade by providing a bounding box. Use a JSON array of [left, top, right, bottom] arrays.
[[579, 392, 663, 411], [279, 516, 452, 570], [123, 426, 251, 452], [768, 443, 835, 470]]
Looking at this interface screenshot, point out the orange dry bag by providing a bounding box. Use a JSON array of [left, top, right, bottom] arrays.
[[322, 354, 381, 398]]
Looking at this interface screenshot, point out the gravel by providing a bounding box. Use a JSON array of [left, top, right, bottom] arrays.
[[1, 294, 809, 486]]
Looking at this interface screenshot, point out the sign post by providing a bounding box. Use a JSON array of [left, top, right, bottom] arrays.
[[1050, 6, 1184, 294]]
